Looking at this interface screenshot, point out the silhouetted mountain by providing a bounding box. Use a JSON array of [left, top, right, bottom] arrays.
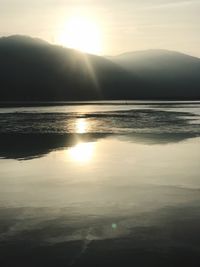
[[0, 35, 139, 101], [0, 36, 200, 101], [109, 49, 200, 99]]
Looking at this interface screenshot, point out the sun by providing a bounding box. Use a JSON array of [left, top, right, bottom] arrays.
[[58, 16, 102, 55]]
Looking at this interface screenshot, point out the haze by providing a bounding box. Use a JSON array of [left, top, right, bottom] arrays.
[[0, 0, 199, 56]]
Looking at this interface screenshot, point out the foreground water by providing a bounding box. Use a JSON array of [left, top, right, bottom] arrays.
[[0, 102, 200, 266]]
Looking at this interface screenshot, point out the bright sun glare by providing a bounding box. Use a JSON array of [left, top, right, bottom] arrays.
[[76, 118, 87, 134], [66, 119, 94, 163], [68, 142, 95, 163], [58, 16, 102, 55]]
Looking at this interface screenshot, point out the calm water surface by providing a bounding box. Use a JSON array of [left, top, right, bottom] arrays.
[[0, 102, 200, 266]]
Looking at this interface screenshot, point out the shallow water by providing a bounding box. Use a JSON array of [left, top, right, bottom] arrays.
[[0, 102, 200, 266]]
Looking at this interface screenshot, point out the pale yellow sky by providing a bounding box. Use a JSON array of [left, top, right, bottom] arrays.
[[0, 0, 200, 57]]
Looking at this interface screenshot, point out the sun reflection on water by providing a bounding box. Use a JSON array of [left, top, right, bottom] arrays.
[[75, 118, 88, 133], [68, 142, 95, 163]]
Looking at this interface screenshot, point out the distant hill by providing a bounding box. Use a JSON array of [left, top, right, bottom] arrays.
[[0, 36, 200, 101], [109, 49, 200, 99]]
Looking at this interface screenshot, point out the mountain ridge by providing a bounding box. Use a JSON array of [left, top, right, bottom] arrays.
[[0, 35, 200, 101], [110, 49, 200, 60]]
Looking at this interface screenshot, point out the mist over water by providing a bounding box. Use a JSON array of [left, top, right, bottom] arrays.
[[0, 102, 200, 266]]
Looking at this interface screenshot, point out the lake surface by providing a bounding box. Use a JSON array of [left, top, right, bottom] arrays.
[[0, 102, 200, 266]]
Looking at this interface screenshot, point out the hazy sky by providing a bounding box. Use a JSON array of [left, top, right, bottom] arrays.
[[0, 0, 200, 56]]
